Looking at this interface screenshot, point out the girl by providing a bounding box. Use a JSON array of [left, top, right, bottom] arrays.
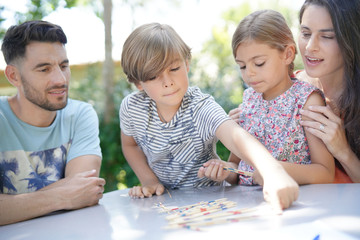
[[298, 0, 360, 182], [199, 10, 334, 185]]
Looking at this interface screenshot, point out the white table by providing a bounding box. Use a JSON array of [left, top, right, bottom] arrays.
[[1, 184, 360, 240]]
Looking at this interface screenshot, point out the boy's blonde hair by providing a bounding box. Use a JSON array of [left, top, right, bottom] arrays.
[[232, 9, 297, 76], [121, 23, 191, 84]]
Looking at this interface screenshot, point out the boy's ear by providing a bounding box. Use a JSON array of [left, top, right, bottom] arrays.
[[5, 65, 21, 88], [186, 59, 190, 73], [284, 45, 296, 65], [135, 82, 143, 91]]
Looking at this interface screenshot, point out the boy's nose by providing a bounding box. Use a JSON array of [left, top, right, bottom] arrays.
[[162, 75, 174, 88]]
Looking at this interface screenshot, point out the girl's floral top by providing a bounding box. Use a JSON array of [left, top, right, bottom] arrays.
[[238, 79, 323, 185]]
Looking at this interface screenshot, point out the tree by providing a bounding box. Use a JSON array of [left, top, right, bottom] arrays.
[[0, 0, 116, 122], [102, 0, 115, 123], [0, 7, 6, 39]]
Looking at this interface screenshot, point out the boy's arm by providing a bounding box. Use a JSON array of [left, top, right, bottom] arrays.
[[0, 156, 105, 226], [279, 92, 335, 184], [121, 131, 164, 197], [216, 120, 299, 212]]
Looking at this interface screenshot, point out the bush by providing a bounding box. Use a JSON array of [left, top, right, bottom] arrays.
[[69, 62, 140, 193], [98, 117, 139, 192]]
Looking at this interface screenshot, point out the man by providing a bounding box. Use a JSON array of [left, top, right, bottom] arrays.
[[0, 20, 105, 225]]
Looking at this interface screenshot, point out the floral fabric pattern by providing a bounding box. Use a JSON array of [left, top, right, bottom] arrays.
[[238, 79, 323, 185]]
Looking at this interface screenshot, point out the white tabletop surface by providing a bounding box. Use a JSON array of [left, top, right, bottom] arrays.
[[1, 184, 360, 240]]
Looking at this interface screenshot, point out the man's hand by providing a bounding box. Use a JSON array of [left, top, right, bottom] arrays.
[[42, 169, 105, 210]]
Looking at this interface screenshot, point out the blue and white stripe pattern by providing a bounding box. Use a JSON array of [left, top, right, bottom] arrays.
[[120, 87, 230, 189]]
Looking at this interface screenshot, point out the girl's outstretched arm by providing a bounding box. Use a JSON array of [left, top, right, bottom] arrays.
[[216, 120, 299, 213]]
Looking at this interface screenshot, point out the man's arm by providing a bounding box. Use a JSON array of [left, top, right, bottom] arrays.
[[0, 155, 105, 226], [64, 154, 102, 177]]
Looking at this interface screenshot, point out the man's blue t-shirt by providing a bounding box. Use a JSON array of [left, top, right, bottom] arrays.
[[0, 97, 102, 194]]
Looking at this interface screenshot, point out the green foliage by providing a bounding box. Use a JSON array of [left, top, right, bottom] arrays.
[[222, 2, 252, 25], [0, 0, 84, 36], [216, 141, 230, 162], [68, 62, 139, 192], [98, 117, 139, 192], [12, 0, 79, 23], [0, 6, 6, 39], [69, 63, 103, 111], [0, 70, 16, 95]]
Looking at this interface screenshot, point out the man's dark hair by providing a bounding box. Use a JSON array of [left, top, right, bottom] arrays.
[[1, 20, 67, 64]]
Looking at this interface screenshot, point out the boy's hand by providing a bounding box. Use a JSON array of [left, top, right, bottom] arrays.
[[128, 182, 165, 198], [197, 159, 230, 182]]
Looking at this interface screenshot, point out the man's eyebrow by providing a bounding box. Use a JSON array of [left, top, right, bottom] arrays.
[[33, 63, 51, 69], [33, 59, 69, 70]]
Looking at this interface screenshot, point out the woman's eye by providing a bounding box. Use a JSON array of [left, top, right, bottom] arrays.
[[255, 62, 265, 67], [301, 32, 311, 38]]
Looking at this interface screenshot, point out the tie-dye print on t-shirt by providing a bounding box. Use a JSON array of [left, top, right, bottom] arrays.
[[0, 142, 71, 194], [0, 97, 102, 195]]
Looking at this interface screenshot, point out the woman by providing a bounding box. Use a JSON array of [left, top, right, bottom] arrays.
[[229, 0, 360, 182], [297, 0, 360, 183]]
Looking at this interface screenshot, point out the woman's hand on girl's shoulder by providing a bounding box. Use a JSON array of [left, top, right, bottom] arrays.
[[228, 105, 241, 124]]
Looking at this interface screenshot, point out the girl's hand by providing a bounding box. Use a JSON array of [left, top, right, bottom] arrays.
[[252, 170, 263, 185], [228, 105, 241, 124], [262, 168, 299, 214], [128, 182, 164, 198], [198, 159, 230, 182], [300, 105, 350, 160]]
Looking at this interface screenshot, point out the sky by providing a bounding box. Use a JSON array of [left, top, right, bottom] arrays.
[[0, 0, 304, 70]]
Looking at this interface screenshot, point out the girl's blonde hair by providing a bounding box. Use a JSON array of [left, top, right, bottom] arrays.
[[232, 9, 296, 76], [121, 23, 191, 84]]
